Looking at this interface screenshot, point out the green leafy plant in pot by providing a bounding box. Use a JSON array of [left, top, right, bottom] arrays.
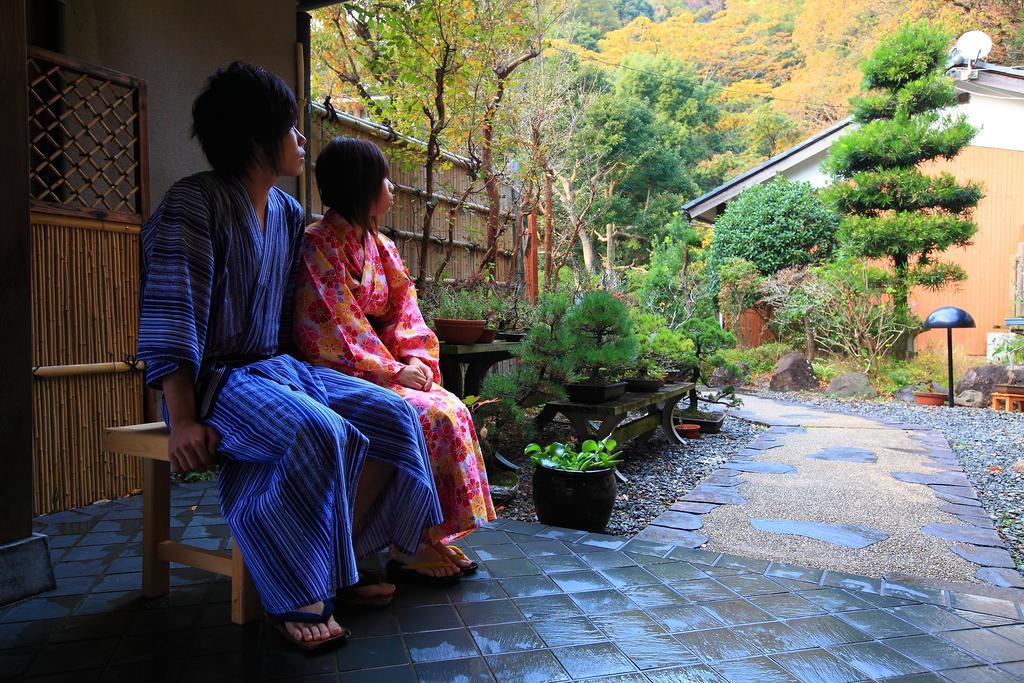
[[627, 311, 695, 392], [431, 285, 490, 344], [564, 291, 637, 402], [675, 316, 740, 433], [527, 438, 622, 532]]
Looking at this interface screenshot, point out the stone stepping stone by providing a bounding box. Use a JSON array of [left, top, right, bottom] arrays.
[[805, 447, 877, 464], [671, 502, 717, 514], [703, 473, 743, 487], [892, 471, 971, 488], [683, 485, 747, 506], [649, 510, 703, 531], [927, 485, 978, 500], [635, 525, 708, 548], [976, 568, 1024, 588], [940, 503, 990, 517], [933, 491, 982, 508], [750, 519, 889, 549], [950, 543, 1016, 568], [957, 515, 995, 529], [921, 523, 1005, 548], [721, 462, 796, 474]]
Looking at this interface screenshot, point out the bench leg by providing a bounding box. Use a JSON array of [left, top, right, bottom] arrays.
[[142, 459, 170, 598], [231, 544, 262, 625], [662, 397, 686, 444]]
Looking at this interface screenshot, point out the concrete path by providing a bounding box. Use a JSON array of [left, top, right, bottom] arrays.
[[639, 395, 1024, 602]]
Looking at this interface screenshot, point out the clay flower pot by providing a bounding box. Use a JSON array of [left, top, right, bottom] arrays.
[[913, 392, 948, 406], [433, 319, 485, 345], [674, 423, 701, 439], [477, 328, 497, 344]]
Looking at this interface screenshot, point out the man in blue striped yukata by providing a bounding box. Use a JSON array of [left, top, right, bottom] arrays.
[[137, 62, 444, 650]]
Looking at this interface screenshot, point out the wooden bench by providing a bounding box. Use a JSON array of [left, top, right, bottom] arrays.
[[103, 423, 260, 624], [535, 382, 696, 446], [992, 392, 1024, 412]]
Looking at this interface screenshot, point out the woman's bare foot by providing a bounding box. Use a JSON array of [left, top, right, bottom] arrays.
[[349, 580, 396, 601], [433, 542, 473, 570], [390, 543, 460, 578], [284, 601, 346, 643]]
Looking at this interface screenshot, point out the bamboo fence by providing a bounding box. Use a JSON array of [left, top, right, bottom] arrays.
[[28, 48, 147, 513], [307, 104, 518, 286]]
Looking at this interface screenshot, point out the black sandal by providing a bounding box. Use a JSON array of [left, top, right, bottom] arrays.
[[267, 599, 350, 651]]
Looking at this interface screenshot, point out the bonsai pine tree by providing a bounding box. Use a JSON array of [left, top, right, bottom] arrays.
[[824, 22, 982, 345], [679, 316, 736, 413], [565, 291, 637, 383]]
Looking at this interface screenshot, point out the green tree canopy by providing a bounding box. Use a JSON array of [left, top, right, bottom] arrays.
[[709, 176, 839, 276]]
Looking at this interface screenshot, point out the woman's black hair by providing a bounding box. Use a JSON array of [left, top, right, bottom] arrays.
[[315, 136, 390, 229], [191, 62, 297, 178]]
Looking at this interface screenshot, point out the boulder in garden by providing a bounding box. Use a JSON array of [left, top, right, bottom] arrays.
[[769, 352, 818, 392], [827, 373, 878, 399]]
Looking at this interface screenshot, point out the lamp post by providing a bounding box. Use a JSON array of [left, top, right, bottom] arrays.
[[923, 307, 976, 407]]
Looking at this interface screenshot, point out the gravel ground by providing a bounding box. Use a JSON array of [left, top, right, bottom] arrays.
[[500, 415, 763, 536], [753, 389, 1024, 571]]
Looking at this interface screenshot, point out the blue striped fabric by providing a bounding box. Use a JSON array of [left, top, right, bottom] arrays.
[[139, 173, 442, 614], [206, 356, 441, 615]]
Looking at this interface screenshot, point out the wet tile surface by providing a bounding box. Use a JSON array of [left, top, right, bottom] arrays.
[[5, 483, 1024, 682]]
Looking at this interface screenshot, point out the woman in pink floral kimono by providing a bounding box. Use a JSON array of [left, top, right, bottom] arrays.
[[295, 137, 495, 582]]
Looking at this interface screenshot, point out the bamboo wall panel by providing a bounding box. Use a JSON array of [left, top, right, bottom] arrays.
[[31, 215, 140, 367], [913, 146, 1024, 355], [307, 109, 517, 286], [33, 372, 143, 514]]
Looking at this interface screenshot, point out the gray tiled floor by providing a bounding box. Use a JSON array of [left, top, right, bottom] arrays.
[[2, 481, 1023, 682]]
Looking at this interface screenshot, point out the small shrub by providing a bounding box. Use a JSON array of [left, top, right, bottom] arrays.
[[721, 342, 797, 375]]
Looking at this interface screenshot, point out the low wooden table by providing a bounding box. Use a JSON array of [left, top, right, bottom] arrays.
[[535, 382, 695, 446], [438, 341, 522, 398]]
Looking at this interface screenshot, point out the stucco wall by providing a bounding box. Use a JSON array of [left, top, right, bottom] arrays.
[[61, 0, 299, 208]]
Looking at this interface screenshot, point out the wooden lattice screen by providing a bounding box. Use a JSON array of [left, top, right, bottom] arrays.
[[28, 47, 147, 513], [307, 104, 517, 286]]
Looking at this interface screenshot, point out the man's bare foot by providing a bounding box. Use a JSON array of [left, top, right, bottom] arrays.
[[284, 601, 346, 643], [390, 543, 460, 578]]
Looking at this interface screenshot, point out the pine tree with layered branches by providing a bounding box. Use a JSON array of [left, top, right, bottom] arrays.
[[824, 21, 982, 337]]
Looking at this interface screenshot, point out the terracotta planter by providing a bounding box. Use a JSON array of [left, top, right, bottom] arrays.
[[625, 377, 666, 393], [914, 392, 948, 406], [433, 319, 485, 345], [532, 465, 616, 532], [674, 424, 701, 439], [564, 381, 627, 404], [995, 383, 1024, 397], [477, 328, 497, 344]]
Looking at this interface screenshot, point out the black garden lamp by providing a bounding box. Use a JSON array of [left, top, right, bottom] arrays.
[[923, 306, 976, 408]]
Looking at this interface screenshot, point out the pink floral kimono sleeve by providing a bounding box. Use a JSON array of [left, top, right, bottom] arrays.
[[294, 236, 406, 384], [373, 235, 442, 382]]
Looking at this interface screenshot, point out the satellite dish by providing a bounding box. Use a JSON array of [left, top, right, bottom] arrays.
[[955, 31, 993, 62]]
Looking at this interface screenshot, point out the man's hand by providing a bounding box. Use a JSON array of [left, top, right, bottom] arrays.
[[168, 420, 220, 473]]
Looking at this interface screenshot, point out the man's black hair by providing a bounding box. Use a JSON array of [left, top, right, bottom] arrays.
[[315, 136, 390, 229], [191, 62, 297, 177]]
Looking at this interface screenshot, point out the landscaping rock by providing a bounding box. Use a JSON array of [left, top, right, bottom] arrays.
[[769, 353, 818, 392], [709, 362, 749, 388], [954, 390, 985, 408], [955, 363, 1024, 405], [750, 519, 889, 549], [1013, 460, 1024, 474], [894, 386, 917, 403], [827, 373, 878, 399]]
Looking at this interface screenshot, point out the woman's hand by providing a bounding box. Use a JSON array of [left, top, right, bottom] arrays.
[[168, 420, 220, 474], [395, 359, 432, 391]]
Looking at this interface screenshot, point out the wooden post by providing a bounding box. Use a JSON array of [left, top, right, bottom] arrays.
[[0, 0, 33, 547], [525, 205, 538, 303], [141, 459, 170, 597], [231, 545, 261, 625]]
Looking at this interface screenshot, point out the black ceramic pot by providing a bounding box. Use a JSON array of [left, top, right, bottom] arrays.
[[675, 411, 725, 434], [532, 465, 617, 532], [495, 331, 527, 342], [564, 381, 627, 403], [625, 377, 665, 393]]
